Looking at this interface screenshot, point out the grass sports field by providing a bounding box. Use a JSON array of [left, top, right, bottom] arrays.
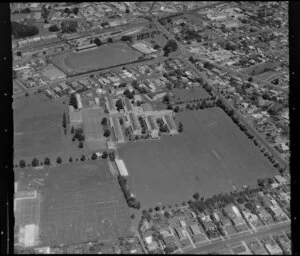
[[118, 107, 277, 209], [82, 108, 107, 151], [36, 161, 131, 246], [13, 95, 80, 161], [52, 42, 143, 75]]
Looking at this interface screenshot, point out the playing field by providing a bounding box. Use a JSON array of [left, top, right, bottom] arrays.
[[118, 107, 277, 209], [13, 95, 78, 160], [52, 42, 143, 75], [83, 108, 107, 151], [38, 161, 131, 246]]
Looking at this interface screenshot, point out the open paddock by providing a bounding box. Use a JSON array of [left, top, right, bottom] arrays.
[[36, 161, 131, 246], [173, 87, 210, 102], [119, 107, 277, 209]]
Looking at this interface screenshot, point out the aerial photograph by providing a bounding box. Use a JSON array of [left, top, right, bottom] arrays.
[[12, 2, 291, 254]]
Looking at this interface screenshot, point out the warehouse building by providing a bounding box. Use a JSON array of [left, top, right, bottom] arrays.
[[164, 114, 177, 134], [128, 112, 142, 135], [146, 115, 159, 138], [111, 117, 124, 143]]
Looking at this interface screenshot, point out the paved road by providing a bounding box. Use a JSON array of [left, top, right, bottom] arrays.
[[183, 221, 290, 254]]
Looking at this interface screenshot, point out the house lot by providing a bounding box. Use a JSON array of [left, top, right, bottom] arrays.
[[37, 161, 131, 246], [118, 107, 277, 208]]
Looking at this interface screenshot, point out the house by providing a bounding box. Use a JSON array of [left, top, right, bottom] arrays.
[[274, 175, 288, 185]]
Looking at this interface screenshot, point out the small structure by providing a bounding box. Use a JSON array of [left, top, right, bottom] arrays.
[[75, 93, 83, 109], [115, 158, 129, 177]]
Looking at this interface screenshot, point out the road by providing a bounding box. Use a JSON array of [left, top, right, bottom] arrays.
[[183, 221, 290, 254]]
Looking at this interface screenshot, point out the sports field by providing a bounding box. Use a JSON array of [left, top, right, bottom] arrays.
[[118, 107, 277, 208], [83, 108, 107, 151], [52, 42, 143, 75], [38, 161, 131, 246], [13, 95, 78, 160]]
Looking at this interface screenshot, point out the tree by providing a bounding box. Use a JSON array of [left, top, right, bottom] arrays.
[[72, 7, 79, 15], [104, 129, 111, 137], [91, 153, 97, 160], [163, 39, 178, 53], [81, 155, 85, 161], [164, 211, 171, 218], [11, 21, 39, 38], [69, 157, 73, 162], [102, 151, 108, 159], [248, 77, 253, 82], [71, 126, 74, 134], [62, 112, 67, 128], [193, 192, 200, 200], [32, 158, 39, 167], [174, 106, 180, 113], [153, 44, 160, 50], [44, 157, 50, 165], [94, 37, 102, 46], [131, 213, 135, 219], [49, 25, 59, 32], [124, 89, 134, 99], [61, 20, 78, 33], [109, 151, 115, 161], [19, 160, 26, 168], [69, 93, 78, 109], [107, 37, 113, 43], [56, 157, 62, 164], [115, 99, 124, 111], [101, 117, 108, 126], [16, 51, 22, 57], [78, 141, 83, 148], [126, 8, 130, 13]]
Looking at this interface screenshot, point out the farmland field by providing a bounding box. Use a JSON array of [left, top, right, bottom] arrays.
[[13, 95, 84, 163], [118, 107, 277, 208], [52, 42, 143, 75], [17, 161, 132, 246]]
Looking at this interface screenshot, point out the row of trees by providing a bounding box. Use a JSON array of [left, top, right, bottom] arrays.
[[117, 175, 141, 209], [17, 151, 112, 168], [12, 21, 39, 38], [71, 127, 85, 142]]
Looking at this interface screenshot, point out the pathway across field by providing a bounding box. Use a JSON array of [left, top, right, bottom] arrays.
[[119, 107, 277, 209]]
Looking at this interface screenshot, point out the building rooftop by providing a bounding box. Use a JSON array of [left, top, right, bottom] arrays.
[[112, 117, 124, 143], [164, 114, 177, 131], [128, 112, 141, 132]]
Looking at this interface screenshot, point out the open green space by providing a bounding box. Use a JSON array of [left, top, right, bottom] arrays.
[[173, 87, 210, 101], [118, 107, 277, 209], [17, 161, 132, 246], [13, 95, 78, 160], [52, 42, 143, 75]]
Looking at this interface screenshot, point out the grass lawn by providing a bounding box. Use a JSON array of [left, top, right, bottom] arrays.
[[118, 107, 277, 209], [13, 95, 79, 160], [173, 87, 210, 102], [52, 42, 143, 75], [24, 160, 132, 246]]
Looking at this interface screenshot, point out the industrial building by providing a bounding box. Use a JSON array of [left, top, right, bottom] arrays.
[[164, 114, 177, 134], [146, 115, 159, 138], [106, 96, 117, 114], [128, 112, 142, 135], [111, 117, 125, 143]]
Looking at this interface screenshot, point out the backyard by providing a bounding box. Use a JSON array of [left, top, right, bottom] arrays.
[[51, 42, 143, 75], [118, 107, 277, 209]]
